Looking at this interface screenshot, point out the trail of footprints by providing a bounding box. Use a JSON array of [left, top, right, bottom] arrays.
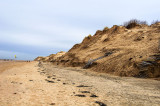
[[38, 67, 107, 106]]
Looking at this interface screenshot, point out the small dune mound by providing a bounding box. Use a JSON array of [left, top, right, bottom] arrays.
[[47, 51, 66, 62], [35, 51, 66, 62], [35, 21, 160, 78], [34, 56, 46, 61]]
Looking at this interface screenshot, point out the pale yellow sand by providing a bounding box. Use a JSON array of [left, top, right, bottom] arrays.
[[0, 61, 160, 106]]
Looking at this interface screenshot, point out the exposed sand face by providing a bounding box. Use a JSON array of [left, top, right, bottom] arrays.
[[0, 61, 160, 106], [36, 23, 160, 78]]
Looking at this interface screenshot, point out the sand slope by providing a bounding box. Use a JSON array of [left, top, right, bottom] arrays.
[[35, 23, 160, 78]]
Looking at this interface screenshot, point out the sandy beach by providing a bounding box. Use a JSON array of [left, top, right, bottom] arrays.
[[0, 61, 160, 106]]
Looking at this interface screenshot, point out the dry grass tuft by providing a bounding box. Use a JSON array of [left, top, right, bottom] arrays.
[[123, 19, 148, 29]]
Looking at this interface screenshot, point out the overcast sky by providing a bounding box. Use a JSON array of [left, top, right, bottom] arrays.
[[0, 0, 160, 60]]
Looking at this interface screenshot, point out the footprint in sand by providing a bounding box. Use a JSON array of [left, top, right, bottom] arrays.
[[90, 94, 98, 97], [47, 76, 52, 78], [75, 94, 86, 97], [52, 75, 56, 77], [40, 72, 46, 74], [95, 101, 106, 106], [50, 103, 55, 105], [45, 79, 55, 83], [76, 85, 91, 87], [63, 83, 67, 85], [81, 91, 90, 93]]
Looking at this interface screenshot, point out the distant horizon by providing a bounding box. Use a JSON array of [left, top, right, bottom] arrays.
[[0, 58, 33, 61], [1, 0, 160, 60]]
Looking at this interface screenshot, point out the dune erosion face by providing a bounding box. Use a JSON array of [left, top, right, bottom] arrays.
[[35, 23, 160, 78]]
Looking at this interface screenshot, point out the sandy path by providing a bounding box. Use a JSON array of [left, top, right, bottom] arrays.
[[0, 62, 160, 106], [0, 62, 97, 106], [0, 61, 27, 74]]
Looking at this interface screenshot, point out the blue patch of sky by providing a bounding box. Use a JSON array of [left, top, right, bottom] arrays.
[[0, 0, 160, 60]]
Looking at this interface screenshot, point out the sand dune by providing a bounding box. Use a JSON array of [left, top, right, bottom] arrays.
[[35, 22, 160, 78]]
